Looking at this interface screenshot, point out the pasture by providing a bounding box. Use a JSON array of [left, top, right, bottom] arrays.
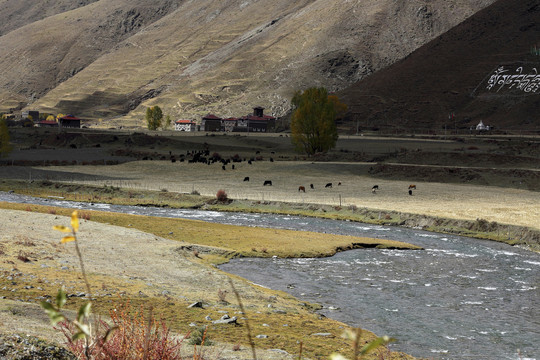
[[6, 159, 539, 231], [2, 128, 539, 234]]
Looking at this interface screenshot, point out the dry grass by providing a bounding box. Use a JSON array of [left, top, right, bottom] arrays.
[[0, 202, 420, 262], [24, 159, 540, 231]]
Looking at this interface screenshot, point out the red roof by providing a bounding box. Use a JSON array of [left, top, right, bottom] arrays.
[[203, 114, 221, 120], [59, 115, 81, 120], [222, 117, 238, 121], [38, 120, 58, 125], [175, 120, 195, 124], [246, 115, 269, 121]]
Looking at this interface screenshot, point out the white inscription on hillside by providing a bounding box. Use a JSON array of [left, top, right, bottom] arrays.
[[486, 66, 540, 93]]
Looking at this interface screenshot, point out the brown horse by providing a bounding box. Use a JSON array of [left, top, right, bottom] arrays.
[[408, 184, 417, 190], [298, 186, 306, 192]]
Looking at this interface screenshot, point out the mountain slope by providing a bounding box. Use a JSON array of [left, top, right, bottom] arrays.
[[0, 0, 496, 127], [0, 0, 181, 110], [338, 0, 540, 132], [0, 0, 99, 36]]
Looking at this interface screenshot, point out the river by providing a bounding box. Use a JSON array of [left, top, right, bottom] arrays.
[[1, 192, 538, 359]]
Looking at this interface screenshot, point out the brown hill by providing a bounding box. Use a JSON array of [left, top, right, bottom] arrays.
[[0, 0, 495, 127], [0, 0, 98, 36], [338, 0, 540, 133]]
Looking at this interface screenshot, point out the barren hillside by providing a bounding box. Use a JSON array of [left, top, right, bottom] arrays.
[[0, 0, 495, 127], [338, 0, 540, 133]]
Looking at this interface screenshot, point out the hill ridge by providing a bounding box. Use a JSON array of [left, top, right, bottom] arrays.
[[0, 0, 500, 129]]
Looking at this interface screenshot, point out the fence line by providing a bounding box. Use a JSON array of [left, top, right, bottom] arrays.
[[22, 172, 357, 207]]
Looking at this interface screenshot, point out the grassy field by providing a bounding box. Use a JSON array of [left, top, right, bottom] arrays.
[[1, 128, 539, 247]]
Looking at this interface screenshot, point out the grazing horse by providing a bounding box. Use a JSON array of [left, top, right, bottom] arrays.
[[263, 180, 272, 186], [298, 186, 306, 192], [310, 184, 314, 189], [243, 177, 250, 182], [325, 183, 333, 188], [408, 184, 416, 190]]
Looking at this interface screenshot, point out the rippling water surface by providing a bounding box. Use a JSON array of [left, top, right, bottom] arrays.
[[1, 192, 538, 359]]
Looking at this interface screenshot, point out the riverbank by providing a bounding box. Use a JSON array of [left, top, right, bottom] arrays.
[[1, 179, 539, 252], [0, 202, 419, 360]]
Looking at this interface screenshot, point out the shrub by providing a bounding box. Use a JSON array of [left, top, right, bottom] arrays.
[[44, 211, 185, 360], [79, 212, 91, 221], [58, 302, 185, 360], [216, 189, 228, 202], [188, 326, 213, 346]]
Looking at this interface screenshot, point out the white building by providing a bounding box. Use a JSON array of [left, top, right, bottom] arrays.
[[175, 120, 197, 132]]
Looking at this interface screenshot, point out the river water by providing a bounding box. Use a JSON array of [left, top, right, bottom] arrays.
[[1, 192, 538, 359]]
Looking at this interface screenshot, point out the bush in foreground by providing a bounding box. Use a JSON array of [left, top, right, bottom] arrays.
[[216, 189, 228, 202]]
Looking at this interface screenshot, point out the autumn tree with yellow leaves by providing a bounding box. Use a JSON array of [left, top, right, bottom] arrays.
[[290, 87, 347, 155]]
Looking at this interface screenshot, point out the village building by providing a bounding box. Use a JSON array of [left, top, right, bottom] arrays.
[[174, 119, 197, 132], [37, 120, 59, 128], [222, 117, 238, 132], [201, 114, 222, 131], [22, 110, 40, 121], [237, 106, 276, 132], [58, 114, 81, 128], [198, 107, 276, 132]]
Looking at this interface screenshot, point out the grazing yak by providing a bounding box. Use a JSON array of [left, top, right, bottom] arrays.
[[372, 185, 379, 193], [325, 183, 333, 188], [243, 177, 250, 182], [298, 186, 306, 192], [264, 180, 272, 186]]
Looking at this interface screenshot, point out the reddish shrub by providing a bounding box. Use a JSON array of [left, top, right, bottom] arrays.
[[58, 302, 185, 360], [216, 189, 228, 202]]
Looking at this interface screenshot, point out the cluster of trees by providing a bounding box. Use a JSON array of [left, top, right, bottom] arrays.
[[145, 106, 171, 130], [290, 87, 347, 155]]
